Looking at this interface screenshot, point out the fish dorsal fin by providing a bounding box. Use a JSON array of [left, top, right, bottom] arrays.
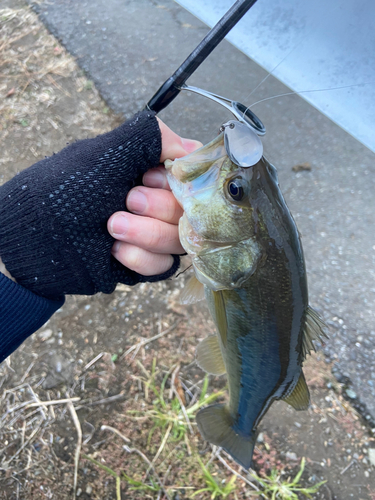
[[180, 275, 205, 305], [283, 371, 310, 411], [212, 290, 228, 347], [301, 306, 329, 361], [196, 334, 226, 375]]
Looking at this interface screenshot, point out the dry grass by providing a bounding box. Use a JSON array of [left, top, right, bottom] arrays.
[[0, 7, 74, 133], [0, 5, 118, 177]]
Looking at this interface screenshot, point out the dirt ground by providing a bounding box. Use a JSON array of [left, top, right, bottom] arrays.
[[1, 4, 375, 499]]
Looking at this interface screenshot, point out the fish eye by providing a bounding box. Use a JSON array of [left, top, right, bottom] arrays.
[[227, 177, 245, 201]]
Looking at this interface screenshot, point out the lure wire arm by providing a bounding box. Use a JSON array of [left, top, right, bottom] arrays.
[[179, 84, 266, 135]]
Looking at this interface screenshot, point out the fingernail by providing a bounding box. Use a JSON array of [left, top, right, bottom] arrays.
[[110, 213, 129, 237], [181, 138, 202, 154], [143, 169, 165, 188], [127, 190, 147, 214], [112, 240, 121, 253]]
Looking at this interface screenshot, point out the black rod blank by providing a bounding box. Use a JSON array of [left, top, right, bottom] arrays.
[[147, 0, 258, 113]]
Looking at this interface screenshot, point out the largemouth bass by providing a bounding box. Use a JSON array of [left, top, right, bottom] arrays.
[[165, 121, 327, 469]]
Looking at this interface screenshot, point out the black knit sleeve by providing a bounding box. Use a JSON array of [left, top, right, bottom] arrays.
[[0, 273, 65, 363]]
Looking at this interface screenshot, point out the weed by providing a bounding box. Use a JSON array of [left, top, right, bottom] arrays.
[[121, 473, 160, 494], [83, 455, 122, 500], [128, 360, 225, 445], [84, 79, 93, 90], [83, 454, 160, 500], [192, 456, 237, 499], [250, 457, 326, 499]]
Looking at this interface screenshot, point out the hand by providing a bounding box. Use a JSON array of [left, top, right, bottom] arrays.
[[0, 111, 201, 298], [108, 118, 202, 275]]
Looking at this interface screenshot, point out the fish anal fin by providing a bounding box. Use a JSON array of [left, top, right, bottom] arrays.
[[212, 290, 228, 347], [196, 335, 226, 375], [283, 371, 310, 411], [196, 404, 256, 470], [301, 306, 329, 361], [180, 275, 205, 305]]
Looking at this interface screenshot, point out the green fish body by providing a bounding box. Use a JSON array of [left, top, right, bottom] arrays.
[[165, 132, 327, 469]]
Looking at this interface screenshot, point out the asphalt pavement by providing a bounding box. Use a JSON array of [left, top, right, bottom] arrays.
[[29, 0, 375, 422], [177, 0, 375, 153]]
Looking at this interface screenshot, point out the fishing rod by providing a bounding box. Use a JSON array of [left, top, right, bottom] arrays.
[[146, 0, 266, 135]]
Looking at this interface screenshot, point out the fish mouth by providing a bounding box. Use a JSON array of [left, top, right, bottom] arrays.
[[165, 132, 226, 184]]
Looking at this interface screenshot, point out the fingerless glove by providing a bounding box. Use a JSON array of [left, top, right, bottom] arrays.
[[0, 111, 179, 300]]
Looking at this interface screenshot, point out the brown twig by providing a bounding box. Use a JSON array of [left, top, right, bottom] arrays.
[[46, 74, 72, 97], [122, 444, 170, 500], [83, 352, 105, 372], [67, 400, 82, 499], [217, 453, 262, 494], [4, 418, 43, 465], [147, 423, 172, 476], [169, 365, 180, 400], [120, 321, 181, 360], [100, 425, 130, 443], [75, 392, 125, 410], [173, 386, 193, 435], [340, 459, 355, 475], [25, 397, 80, 409], [157, 464, 172, 500]]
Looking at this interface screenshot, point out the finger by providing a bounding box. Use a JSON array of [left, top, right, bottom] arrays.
[[156, 118, 202, 162], [108, 212, 184, 254], [143, 166, 171, 190], [126, 186, 183, 224], [112, 241, 174, 276]]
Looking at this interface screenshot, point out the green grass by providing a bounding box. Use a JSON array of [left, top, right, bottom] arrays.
[[192, 456, 237, 499], [84, 359, 327, 500], [83, 454, 160, 500], [251, 457, 326, 500], [128, 359, 225, 444]]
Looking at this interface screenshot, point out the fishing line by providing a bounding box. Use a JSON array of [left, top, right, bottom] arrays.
[[240, 5, 322, 113], [240, 1, 358, 123], [246, 82, 375, 110], [175, 264, 193, 278], [242, 43, 302, 105]]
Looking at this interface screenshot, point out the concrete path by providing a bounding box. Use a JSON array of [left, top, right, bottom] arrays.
[[31, 0, 375, 422]]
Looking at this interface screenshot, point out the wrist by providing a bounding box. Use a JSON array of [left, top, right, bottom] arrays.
[[0, 256, 16, 283]]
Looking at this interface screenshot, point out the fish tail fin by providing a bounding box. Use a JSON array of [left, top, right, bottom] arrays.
[[196, 403, 256, 469]]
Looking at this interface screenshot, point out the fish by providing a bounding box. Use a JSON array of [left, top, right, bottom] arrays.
[[165, 125, 327, 470]]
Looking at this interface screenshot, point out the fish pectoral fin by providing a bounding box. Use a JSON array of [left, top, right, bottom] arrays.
[[196, 404, 256, 470], [196, 335, 226, 375], [301, 306, 329, 361], [180, 275, 205, 305], [282, 371, 310, 411]]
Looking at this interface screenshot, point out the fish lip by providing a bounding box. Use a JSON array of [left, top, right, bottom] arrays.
[[165, 133, 226, 184]]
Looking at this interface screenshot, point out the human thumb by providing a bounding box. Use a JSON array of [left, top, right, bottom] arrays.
[[157, 117, 202, 162]]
